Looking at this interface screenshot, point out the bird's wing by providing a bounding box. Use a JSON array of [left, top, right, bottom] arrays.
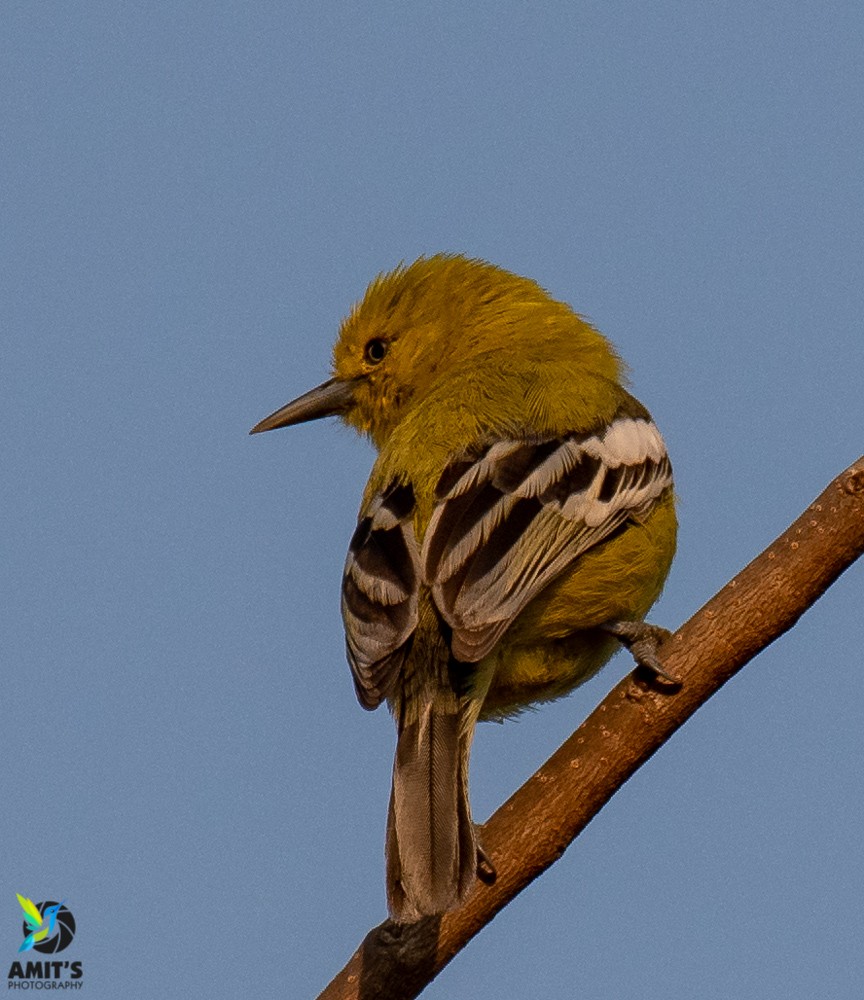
[[16, 895, 43, 930], [423, 413, 673, 662], [341, 481, 421, 709]]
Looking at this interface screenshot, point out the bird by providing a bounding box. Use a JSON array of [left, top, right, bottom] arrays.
[[17, 896, 65, 952], [251, 254, 677, 922]]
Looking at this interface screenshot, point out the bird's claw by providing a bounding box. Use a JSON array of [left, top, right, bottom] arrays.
[[475, 839, 497, 885], [601, 619, 680, 686]]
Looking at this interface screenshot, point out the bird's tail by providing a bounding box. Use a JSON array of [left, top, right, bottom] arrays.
[[386, 699, 477, 921]]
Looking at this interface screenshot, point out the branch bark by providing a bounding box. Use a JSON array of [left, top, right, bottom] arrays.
[[318, 456, 864, 1000]]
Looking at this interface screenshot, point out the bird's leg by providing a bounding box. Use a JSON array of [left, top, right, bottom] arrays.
[[475, 836, 497, 885], [601, 619, 680, 685]]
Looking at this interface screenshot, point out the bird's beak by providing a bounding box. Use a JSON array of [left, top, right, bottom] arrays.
[[249, 377, 360, 434]]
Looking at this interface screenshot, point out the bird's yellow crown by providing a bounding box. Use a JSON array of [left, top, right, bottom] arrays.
[[332, 255, 623, 446]]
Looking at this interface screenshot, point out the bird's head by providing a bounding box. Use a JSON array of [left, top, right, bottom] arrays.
[[251, 254, 620, 448]]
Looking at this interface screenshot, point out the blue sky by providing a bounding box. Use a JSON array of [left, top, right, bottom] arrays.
[[3, 3, 863, 997]]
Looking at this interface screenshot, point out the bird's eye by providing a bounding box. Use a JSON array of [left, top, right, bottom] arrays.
[[364, 338, 388, 364]]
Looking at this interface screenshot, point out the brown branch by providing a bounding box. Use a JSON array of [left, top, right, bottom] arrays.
[[318, 456, 864, 1000]]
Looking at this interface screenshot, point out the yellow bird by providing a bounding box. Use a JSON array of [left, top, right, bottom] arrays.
[[252, 255, 676, 922]]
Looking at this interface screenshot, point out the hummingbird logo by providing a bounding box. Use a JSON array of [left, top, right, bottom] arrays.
[[16, 896, 70, 953]]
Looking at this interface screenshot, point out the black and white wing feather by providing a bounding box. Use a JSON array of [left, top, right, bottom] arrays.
[[341, 481, 420, 708], [341, 413, 673, 705], [422, 414, 673, 662]]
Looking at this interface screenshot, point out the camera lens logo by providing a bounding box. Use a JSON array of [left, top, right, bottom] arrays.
[[16, 896, 75, 954]]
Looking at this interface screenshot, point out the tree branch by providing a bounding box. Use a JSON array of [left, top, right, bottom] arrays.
[[318, 456, 864, 1000]]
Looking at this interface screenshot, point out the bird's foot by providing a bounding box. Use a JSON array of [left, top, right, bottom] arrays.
[[601, 619, 680, 686], [475, 838, 497, 885]]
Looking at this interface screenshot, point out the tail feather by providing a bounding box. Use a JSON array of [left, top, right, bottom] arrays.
[[386, 701, 476, 921]]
